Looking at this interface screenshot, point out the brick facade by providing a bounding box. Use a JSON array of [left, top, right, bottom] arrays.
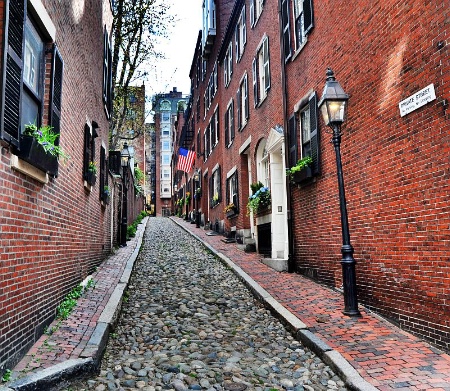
[[0, 0, 143, 372], [179, 0, 449, 351]]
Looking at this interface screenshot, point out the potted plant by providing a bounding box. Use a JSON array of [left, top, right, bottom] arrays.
[[87, 161, 97, 185], [103, 185, 111, 204], [185, 192, 191, 205], [194, 187, 202, 199], [224, 203, 237, 218], [19, 124, 69, 176], [286, 155, 313, 183], [247, 182, 271, 215], [211, 193, 219, 207]]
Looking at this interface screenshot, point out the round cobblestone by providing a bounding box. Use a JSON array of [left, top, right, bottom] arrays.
[[62, 218, 347, 390]]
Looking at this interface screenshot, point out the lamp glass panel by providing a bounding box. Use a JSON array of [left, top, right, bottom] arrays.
[[327, 101, 346, 123]]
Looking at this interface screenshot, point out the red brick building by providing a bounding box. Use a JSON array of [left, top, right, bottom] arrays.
[[179, 0, 449, 351], [0, 0, 142, 372]]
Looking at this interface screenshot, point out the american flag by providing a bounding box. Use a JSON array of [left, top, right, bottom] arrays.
[[177, 148, 195, 173]]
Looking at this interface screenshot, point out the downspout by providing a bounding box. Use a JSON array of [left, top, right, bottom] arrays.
[[278, 0, 295, 273]]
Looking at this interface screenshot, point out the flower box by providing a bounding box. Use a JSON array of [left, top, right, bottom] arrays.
[[86, 171, 97, 186], [226, 209, 237, 218], [291, 166, 313, 184], [18, 135, 58, 176]]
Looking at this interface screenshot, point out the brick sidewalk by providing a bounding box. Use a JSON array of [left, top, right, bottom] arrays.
[[8, 219, 148, 384], [174, 217, 450, 391]]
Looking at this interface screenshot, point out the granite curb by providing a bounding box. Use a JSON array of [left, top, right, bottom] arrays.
[[172, 217, 379, 391], [1, 217, 148, 391]]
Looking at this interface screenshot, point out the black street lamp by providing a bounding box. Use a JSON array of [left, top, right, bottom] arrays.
[[193, 169, 200, 228], [120, 142, 131, 247], [318, 68, 361, 317]]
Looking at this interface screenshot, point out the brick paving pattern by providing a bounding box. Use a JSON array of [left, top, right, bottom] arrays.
[[174, 217, 450, 391]]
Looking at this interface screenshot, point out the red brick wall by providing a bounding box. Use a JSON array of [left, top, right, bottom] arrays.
[[286, 0, 449, 350], [0, 0, 114, 370]]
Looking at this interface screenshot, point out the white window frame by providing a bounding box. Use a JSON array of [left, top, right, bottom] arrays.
[[224, 42, 233, 87], [235, 5, 247, 62], [250, 0, 264, 27], [253, 35, 270, 107], [293, 0, 307, 53]]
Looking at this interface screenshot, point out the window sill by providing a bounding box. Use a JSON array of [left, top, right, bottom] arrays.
[[11, 154, 49, 184], [291, 39, 308, 62], [84, 180, 93, 192]]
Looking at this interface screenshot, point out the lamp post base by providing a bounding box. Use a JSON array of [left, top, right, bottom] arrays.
[[341, 244, 361, 317]]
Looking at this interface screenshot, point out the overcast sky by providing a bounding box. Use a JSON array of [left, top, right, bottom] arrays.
[[146, 0, 203, 98]]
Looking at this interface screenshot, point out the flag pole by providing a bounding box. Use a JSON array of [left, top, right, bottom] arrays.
[[184, 171, 188, 220]]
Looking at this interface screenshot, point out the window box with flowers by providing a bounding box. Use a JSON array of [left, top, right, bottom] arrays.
[[102, 185, 111, 204], [18, 124, 69, 176], [224, 203, 238, 218], [247, 182, 271, 215], [86, 161, 97, 186], [211, 193, 219, 208], [185, 192, 191, 205], [286, 155, 313, 184]]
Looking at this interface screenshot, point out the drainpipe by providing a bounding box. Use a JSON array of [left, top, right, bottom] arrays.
[[278, 0, 295, 273]]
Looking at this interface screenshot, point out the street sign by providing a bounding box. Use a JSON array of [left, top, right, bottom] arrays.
[[399, 84, 436, 117]]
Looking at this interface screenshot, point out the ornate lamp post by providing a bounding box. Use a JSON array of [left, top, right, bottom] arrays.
[[193, 169, 200, 228], [318, 68, 361, 317], [120, 142, 131, 247]]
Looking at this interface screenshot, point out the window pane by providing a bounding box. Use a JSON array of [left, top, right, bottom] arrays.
[[21, 91, 39, 130], [24, 20, 43, 95], [301, 106, 311, 144]]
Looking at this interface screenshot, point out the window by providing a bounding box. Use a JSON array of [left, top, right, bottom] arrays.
[[226, 170, 239, 211], [83, 123, 98, 184], [161, 124, 170, 137], [103, 27, 113, 118], [99, 145, 109, 203], [162, 154, 170, 165], [205, 63, 218, 112], [197, 131, 202, 158], [288, 92, 320, 175], [257, 140, 270, 188], [162, 169, 170, 179], [196, 98, 200, 121], [281, 0, 292, 61], [250, 0, 264, 27], [235, 6, 247, 61], [252, 36, 270, 107], [224, 42, 233, 87], [204, 107, 219, 158], [293, 0, 314, 51], [210, 166, 222, 206], [161, 111, 171, 122], [162, 141, 170, 151], [225, 99, 235, 147], [237, 74, 249, 130], [1, 2, 63, 174]]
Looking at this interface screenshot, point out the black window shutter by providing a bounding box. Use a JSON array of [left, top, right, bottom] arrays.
[[1, 0, 25, 146], [226, 177, 230, 204], [244, 74, 249, 120], [309, 92, 320, 175], [281, 0, 291, 61], [236, 88, 241, 130], [288, 113, 297, 168], [209, 174, 213, 203], [230, 100, 235, 141], [225, 107, 229, 147], [100, 146, 106, 201], [217, 166, 222, 202], [234, 173, 239, 211], [216, 107, 219, 142], [83, 124, 91, 179], [303, 0, 314, 35], [50, 45, 63, 137]]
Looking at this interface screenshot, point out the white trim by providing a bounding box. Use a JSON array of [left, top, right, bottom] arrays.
[[239, 136, 251, 154], [29, 0, 56, 40], [293, 89, 314, 112], [226, 166, 237, 179], [11, 154, 48, 184], [212, 163, 219, 173]]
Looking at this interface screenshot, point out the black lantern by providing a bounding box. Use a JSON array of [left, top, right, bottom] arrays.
[[120, 143, 130, 246], [318, 68, 361, 317]]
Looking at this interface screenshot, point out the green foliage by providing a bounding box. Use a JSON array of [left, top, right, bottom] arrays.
[[24, 124, 69, 161], [56, 285, 83, 320], [126, 210, 147, 240], [286, 155, 312, 179], [1, 369, 12, 382], [88, 161, 97, 174], [134, 166, 144, 185], [247, 182, 271, 214]]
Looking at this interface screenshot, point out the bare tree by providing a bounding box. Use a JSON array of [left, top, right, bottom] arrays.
[[110, 0, 173, 149]]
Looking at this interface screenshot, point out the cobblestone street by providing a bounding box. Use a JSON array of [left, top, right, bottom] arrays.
[[64, 218, 347, 391]]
